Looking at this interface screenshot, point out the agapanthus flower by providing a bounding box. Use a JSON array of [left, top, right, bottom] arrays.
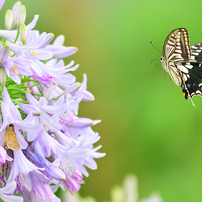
[[0, 1, 105, 201]]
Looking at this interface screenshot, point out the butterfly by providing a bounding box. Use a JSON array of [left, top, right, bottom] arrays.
[[160, 28, 202, 107]]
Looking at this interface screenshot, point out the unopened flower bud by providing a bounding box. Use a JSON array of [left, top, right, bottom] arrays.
[[5, 9, 13, 30], [17, 5, 26, 27], [0, 46, 9, 67], [11, 1, 21, 28], [19, 23, 27, 45]]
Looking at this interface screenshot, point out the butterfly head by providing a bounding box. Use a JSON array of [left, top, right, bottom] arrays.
[[160, 56, 164, 64], [160, 56, 167, 71]]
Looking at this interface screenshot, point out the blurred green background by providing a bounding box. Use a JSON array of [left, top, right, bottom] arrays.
[[2, 0, 202, 201]]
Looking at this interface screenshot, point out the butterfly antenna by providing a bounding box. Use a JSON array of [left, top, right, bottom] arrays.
[[151, 58, 159, 67], [150, 41, 162, 55]]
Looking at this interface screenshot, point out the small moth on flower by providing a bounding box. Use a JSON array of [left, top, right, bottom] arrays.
[[3, 124, 20, 150]]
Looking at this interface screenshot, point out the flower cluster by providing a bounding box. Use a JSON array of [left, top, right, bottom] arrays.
[[0, 1, 105, 201]]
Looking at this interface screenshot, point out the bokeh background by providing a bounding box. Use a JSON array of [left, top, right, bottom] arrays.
[[1, 0, 202, 201]]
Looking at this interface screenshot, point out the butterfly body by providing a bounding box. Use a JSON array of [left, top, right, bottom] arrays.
[[160, 28, 202, 103]]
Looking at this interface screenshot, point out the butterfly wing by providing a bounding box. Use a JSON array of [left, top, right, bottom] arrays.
[[161, 28, 191, 86], [177, 62, 202, 99], [165, 61, 182, 85], [190, 42, 202, 62], [163, 28, 191, 63]]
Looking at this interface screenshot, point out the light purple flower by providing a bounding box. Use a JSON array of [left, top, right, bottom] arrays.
[[67, 117, 101, 139], [7, 32, 54, 81], [59, 169, 84, 194], [0, 0, 4, 10], [28, 171, 60, 202], [54, 130, 105, 177], [7, 150, 44, 183], [0, 181, 23, 202], [46, 35, 78, 59], [45, 60, 79, 86], [0, 44, 32, 85], [23, 150, 66, 180], [19, 92, 68, 132], [32, 130, 68, 158], [0, 88, 42, 149], [0, 146, 13, 164]]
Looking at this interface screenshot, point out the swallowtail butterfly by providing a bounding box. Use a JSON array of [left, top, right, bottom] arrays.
[[160, 28, 202, 107]]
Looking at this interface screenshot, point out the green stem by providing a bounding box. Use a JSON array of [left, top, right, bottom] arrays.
[[14, 31, 20, 44]]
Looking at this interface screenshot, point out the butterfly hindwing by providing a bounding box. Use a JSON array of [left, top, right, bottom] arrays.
[[177, 62, 202, 99], [190, 42, 202, 62]]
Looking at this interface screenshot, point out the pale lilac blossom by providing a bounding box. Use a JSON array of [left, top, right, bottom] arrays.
[[45, 35, 78, 59], [0, 0, 4, 11], [0, 88, 42, 150], [0, 43, 32, 85], [0, 181, 23, 202], [0, 146, 13, 164], [19, 92, 68, 132], [58, 169, 84, 194]]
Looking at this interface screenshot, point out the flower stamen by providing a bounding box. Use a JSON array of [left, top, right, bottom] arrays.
[[11, 64, 18, 74], [29, 50, 38, 57]]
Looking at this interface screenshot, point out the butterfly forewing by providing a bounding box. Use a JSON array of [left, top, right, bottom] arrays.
[[163, 28, 191, 63]]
